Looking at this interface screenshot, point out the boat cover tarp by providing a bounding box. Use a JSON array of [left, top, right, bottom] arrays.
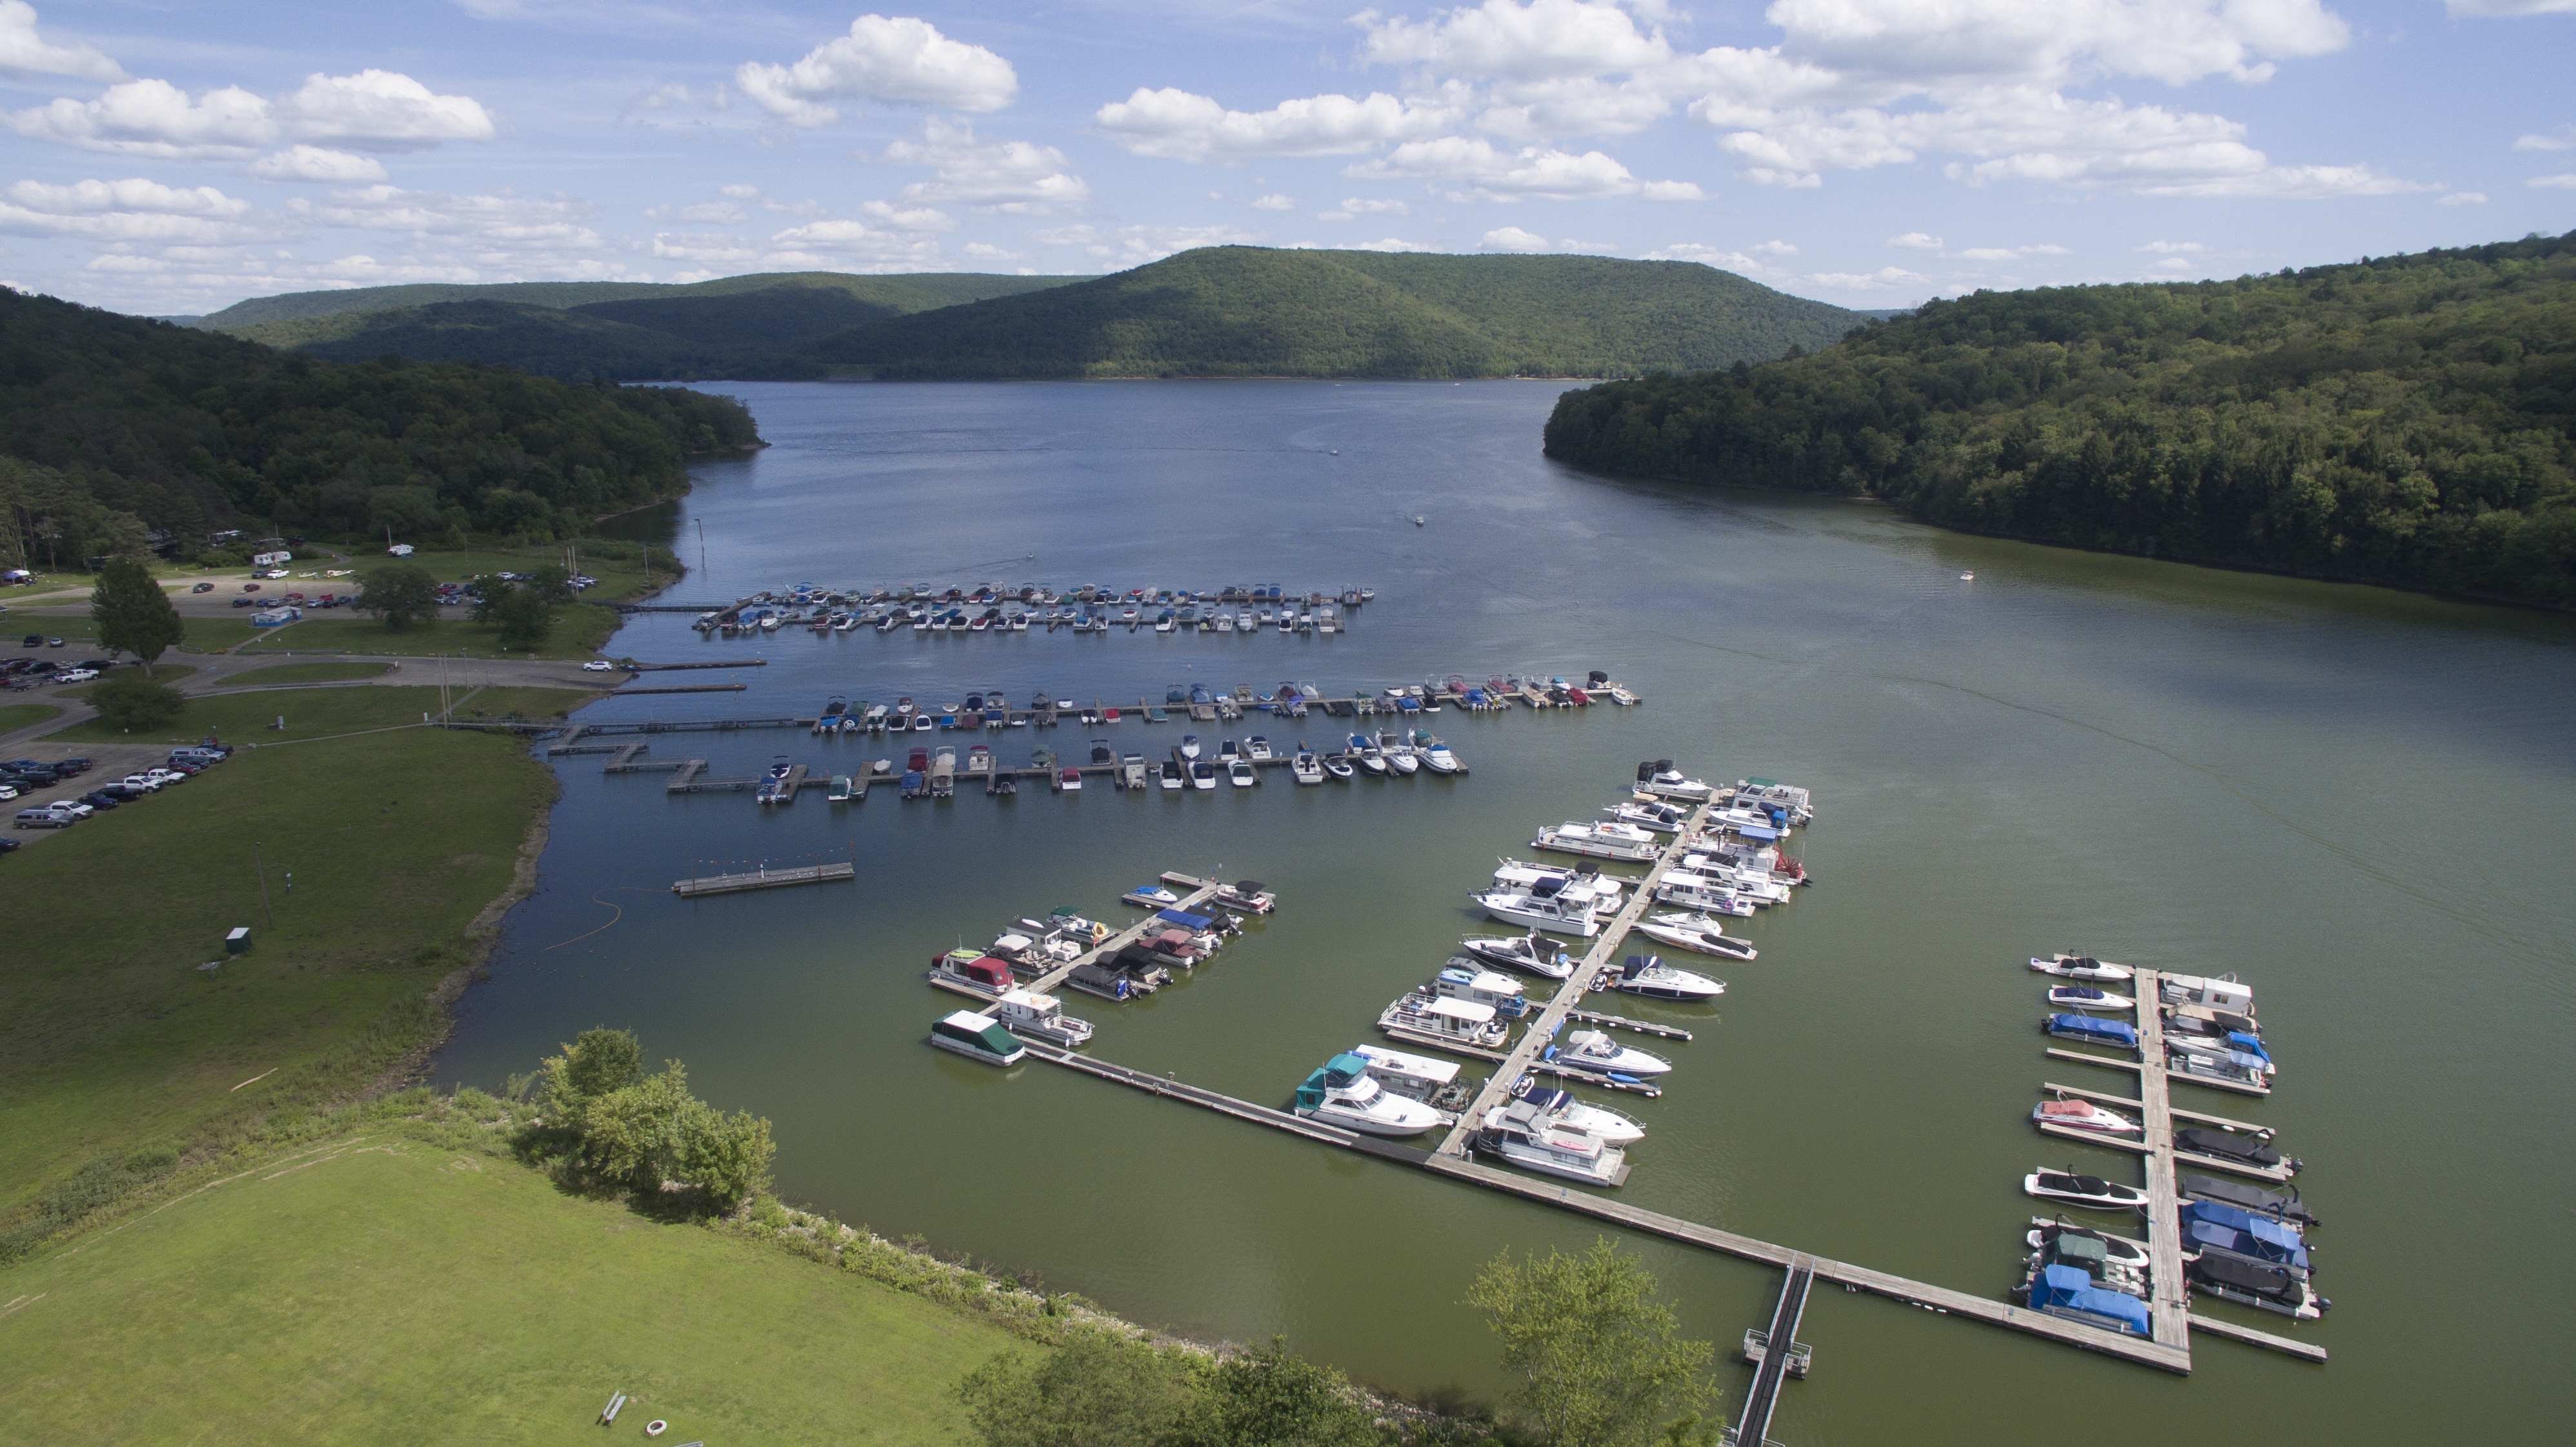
[[2030, 1264, 2151, 1334], [1736, 824, 1783, 842], [1324, 1053, 1369, 1087], [2047, 1234, 2109, 1270], [2181, 1175, 2314, 1224], [2190, 1251, 2298, 1300], [1156, 907, 1214, 929], [2177, 1128, 2282, 1166], [2048, 1014, 2138, 1046]]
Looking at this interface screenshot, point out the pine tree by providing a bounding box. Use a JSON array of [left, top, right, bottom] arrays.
[[89, 556, 185, 677]]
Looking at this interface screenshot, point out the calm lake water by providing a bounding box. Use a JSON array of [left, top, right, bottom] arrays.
[[439, 381, 2576, 1443]]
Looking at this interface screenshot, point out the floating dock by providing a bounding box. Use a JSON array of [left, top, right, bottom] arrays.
[[1727, 1257, 1814, 1447], [670, 860, 854, 896], [927, 873, 1227, 1010]]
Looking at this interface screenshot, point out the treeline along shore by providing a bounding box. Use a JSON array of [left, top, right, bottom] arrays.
[[1544, 231, 2576, 609]]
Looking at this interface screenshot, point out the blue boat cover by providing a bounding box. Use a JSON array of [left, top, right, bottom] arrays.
[[2048, 1014, 2139, 1046], [1324, 1053, 1369, 1087], [2031, 1264, 2152, 1335], [1738, 825, 1782, 842], [1156, 907, 1214, 929], [2227, 1030, 2271, 1061]]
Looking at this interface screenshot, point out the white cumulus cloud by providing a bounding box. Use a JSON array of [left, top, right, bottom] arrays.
[[2529, 174, 2576, 188], [8, 70, 494, 158], [1886, 231, 1942, 248], [877, 119, 1087, 212], [0, 176, 263, 244], [2442, 0, 2576, 14], [738, 15, 1017, 127], [248, 145, 389, 183], [0, 0, 121, 81], [1348, 135, 1676, 199], [2514, 126, 2576, 151], [1249, 194, 1297, 210], [1095, 88, 1458, 161], [2437, 191, 2487, 205], [1482, 224, 1553, 250]]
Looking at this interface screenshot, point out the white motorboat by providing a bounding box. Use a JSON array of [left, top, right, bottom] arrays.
[[1472, 885, 1602, 938], [1605, 800, 1688, 834], [1378, 730, 1420, 775], [1158, 759, 1184, 790], [1547, 1029, 1672, 1078], [2031, 1096, 2142, 1136], [1122, 884, 1183, 909], [1227, 758, 1258, 787], [1290, 749, 1324, 784], [1420, 738, 1461, 773], [1531, 822, 1662, 862], [1670, 857, 1792, 904], [1461, 931, 1576, 980], [1320, 753, 1354, 782], [1604, 953, 1725, 1001], [1491, 862, 1620, 916], [1477, 1097, 1628, 1186], [1433, 964, 1529, 1017], [1213, 879, 1276, 914], [2029, 953, 2135, 983], [1634, 914, 1758, 960], [1378, 993, 1509, 1051], [930, 1010, 1026, 1067], [1191, 760, 1218, 790], [1178, 734, 1202, 761], [1294, 1053, 1446, 1137], [1651, 877, 1756, 916], [2046, 984, 2135, 1011], [996, 989, 1094, 1047], [1635, 762, 1714, 801], [2024, 1168, 2149, 1212], [1513, 1081, 1645, 1144], [1347, 733, 1388, 776], [1245, 736, 1273, 761]]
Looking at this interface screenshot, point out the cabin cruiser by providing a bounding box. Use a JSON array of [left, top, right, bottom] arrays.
[[1320, 753, 1354, 782], [1633, 760, 1715, 802], [1290, 748, 1323, 784], [1731, 778, 1815, 825], [1491, 862, 1620, 918], [1227, 759, 1258, 787], [1669, 856, 1793, 904], [1603, 953, 1724, 1001], [1294, 1054, 1446, 1137], [1545, 1029, 1672, 1078], [1351, 1045, 1473, 1110], [1159, 760, 1184, 790], [2175, 1127, 2300, 1174], [930, 1011, 1026, 1068], [2044, 1013, 2138, 1049], [2182, 1174, 2317, 1228], [2047, 984, 2134, 1011], [1178, 734, 1202, 761], [1123, 884, 1183, 909], [996, 989, 1094, 1047], [1418, 736, 1461, 773], [1476, 1097, 1629, 1186], [1378, 994, 1509, 1051], [1433, 965, 1529, 1017], [1635, 913, 1758, 960], [2030, 1096, 2142, 1136], [1605, 800, 1688, 834], [2022, 1169, 2149, 1213], [1651, 878, 1756, 917], [1347, 733, 1387, 776], [1512, 1080, 1645, 1144], [1462, 931, 1576, 980], [927, 949, 1016, 999], [1472, 884, 1603, 938], [1190, 760, 1218, 790], [2029, 953, 2135, 984], [1245, 736, 1273, 761], [1377, 730, 1420, 775], [1531, 822, 1662, 862]]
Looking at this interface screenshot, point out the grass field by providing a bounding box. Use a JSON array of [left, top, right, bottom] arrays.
[[0, 702, 62, 731], [180, 618, 263, 653], [216, 661, 394, 686], [41, 681, 594, 745], [3, 685, 591, 1215], [0, 1114, 1012, 1445], [229, 605, 625, 660]]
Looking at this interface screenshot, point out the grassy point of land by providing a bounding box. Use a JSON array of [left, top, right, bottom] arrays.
[[40, 682, 594, 745], [0, 702, 63, 731], [4, 685, 594, 1213], [0, 1113, 1018, 1446], [230, 607, 625, 661], [215, 661, 395, 687]]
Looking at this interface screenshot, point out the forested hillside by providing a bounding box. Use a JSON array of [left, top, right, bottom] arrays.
[[205, 272, 1076, 381], [0, 288, 757, 563], [811, 247, 1863, 379], [1544, 232, 2576, 607]]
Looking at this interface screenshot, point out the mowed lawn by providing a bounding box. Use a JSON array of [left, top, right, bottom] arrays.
[[0, 1129, 1010, 1445], [2, 687, 589, 1212], [230, 606, 627, 660]]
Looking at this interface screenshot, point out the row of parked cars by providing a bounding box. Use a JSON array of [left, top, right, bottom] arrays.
[[6, 745, 230, 833]]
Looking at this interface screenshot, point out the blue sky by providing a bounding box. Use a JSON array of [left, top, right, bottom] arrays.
[[3, 0, 2571, 315]]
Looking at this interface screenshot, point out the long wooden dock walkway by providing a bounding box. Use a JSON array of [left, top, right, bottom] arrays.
[[925, 873, 1225, 1011], [670, 860, 854, 896], [2135, 968, 2192, 1353], [1432, 799, 1713, 1158]]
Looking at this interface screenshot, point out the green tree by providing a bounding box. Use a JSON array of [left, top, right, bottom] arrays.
[[1189, 1338, 1378, 1447], [86, 671, 185, 731], [1466, 1240, 1713, 1447], [88, 556, 185, 676], [955, 1334, 1209, 1447], [491, 584, 553, 651], [538, 1026, 643, 1114], [527, 562, 576, 605], [357, 562, 440, 630]]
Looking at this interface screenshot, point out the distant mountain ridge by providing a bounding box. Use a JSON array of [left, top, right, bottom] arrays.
[[195, 250, 1866, 383]]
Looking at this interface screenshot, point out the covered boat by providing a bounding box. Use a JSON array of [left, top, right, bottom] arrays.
[[2029, 953, 2135, 983], [927, 949, 1016, 998], [2030, 1097, 2142, 1136], [1547, 1029, 1672, 1078], [2026, 1217, 2150, 1271], [2180, 1202, 2311, 1270], [2024, 1262, 2151, 1337], [2181, 1174, 2317, 1228], [1608, 954, 1725, 1001], [1123, 884, 1183, 909], [2024, 1169, 2149, 1212], [2186, 1251, 2326, 1319], [1462, 931, 1576, 980], [2175, 1127, 2299, 1174], [1293, 1053, 1445, 1137], [929, 1011, 1025, 1067], [2044, 1013, 2138, 1049]]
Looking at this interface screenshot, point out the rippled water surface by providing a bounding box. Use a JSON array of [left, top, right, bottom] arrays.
[[440, 381, 2576, 1443]]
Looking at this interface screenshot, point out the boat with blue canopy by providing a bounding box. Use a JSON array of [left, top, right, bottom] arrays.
[[2044, 1013, 2138, 1049], [2024, 1262, 2151, 1336]]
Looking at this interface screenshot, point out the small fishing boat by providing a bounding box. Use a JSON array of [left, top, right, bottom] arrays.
[[1320, 753, 1354, 782], [1511, 1080, 1645, 1144], [996, 988, 1094, 1047], [1290, 748, 1323, 784], [1462, 931, 1576, 980], [2047, 984, 2135, 1011], [2044, 1013, 2138, 1049], [929, 1011, 1025, 1068], [1476, 1097, 1627, 1186], [1546, 1029, 1672, 1078], [2023, 1168, 2149, 1213], [1634, 913, 1758, 960], [1294, 1053, 1446, 1137], [1604, 953, 1725, 1001], [2029, 953, 2135, 983], [1472, 885, 1602, 938], [2030, 1096, 2142, 1136]]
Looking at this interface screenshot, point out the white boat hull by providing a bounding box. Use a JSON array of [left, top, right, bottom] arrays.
[[1634, 920, 1757, 960]]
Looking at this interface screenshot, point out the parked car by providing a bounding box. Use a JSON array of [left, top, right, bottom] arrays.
[[581, 660, 616, 672], [0, 836, 20, 852], [257, 568, 288, 580], [54, 668, 98, 683], [52, 758, 90, 775], [10, 808, 66, 829], [119, 774, 161, 792], [94, 783, 146, 801], [232, 597, 257, 608], [20, 635, 40, 647], [45, 637, 63, 647], [0, 785, 17, 801], [142, 767, 186, 785], [241, 583, 260, 592], [78, 791, 119, 810], [192, 581, 216, 593]]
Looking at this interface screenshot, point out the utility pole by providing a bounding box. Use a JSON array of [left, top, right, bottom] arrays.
[[254, 843, 275, 927]]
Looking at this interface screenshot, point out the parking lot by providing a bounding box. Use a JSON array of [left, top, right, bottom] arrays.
[[4, 743, 228, 851]]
